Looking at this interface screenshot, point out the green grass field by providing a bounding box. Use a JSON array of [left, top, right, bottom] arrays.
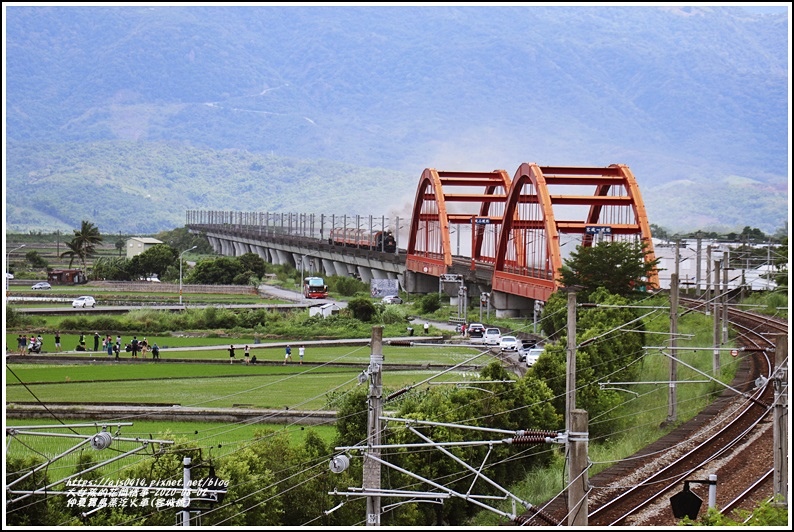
[[6, 364, 458, 409], [6, 418, 338, 481]]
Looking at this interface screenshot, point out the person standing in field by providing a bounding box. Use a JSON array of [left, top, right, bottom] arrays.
[[244, 345, 250, 365], [131, 336, 139, 359], [94, 332, 100, 351], [106, 337, 113, 357], [54, 331, 62, 352], [228, 344, 236, 364], [299, 345, 305, 365], [284, 345, 292, 365]]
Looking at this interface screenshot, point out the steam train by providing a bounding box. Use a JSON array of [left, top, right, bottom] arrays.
[[328, 228, 397, 253]]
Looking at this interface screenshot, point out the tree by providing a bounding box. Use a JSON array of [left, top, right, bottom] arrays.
[[115, 238, 125, 256], [59, 239, 82, 268], [534, 287, 647, 438], [65, 220, 103, 270], [558, 240, 660, 298], [236, 252, 267, 278], [186, 256, 245, 284], [155, 227, 214, 254], [25, 250, 48, 269], [347, 297, 377, 322], [134, 244, 178, 279]]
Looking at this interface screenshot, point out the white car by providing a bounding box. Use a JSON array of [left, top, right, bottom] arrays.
[[499, 335, 518, 352], [72, 296, 96, 308], [484, 327, 502, 346], [382, 295, 403, 304], [524, 347, 544, 368]]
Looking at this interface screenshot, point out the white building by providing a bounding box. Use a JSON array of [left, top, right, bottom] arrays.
[[309, 302, 341, 319], [652, 238, 781, 292], [126, 237, 163, 259]]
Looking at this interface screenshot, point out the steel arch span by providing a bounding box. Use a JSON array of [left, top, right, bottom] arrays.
[[406, 168, 511, 277], [492, 163, 659, 302]]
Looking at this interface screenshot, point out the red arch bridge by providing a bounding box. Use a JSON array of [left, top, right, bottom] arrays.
[[186, 163, 658, 317]]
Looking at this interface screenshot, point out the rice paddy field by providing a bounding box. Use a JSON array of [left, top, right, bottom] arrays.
[[5, 342, 491, 481]]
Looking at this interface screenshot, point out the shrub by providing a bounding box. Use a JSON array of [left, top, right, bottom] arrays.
[[379, 304, 409, 324], [417, 292, 441, 314], [330, 275, 367, 296], [345, 298, 377, 322]]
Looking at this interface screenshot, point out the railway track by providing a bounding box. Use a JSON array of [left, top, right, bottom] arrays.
[[515, 300, 787, 526]]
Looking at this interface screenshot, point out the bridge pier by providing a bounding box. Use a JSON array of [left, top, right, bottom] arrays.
[[404, 270, 438, 294], [233, 241, 250, 256], [251, 245, 271, 262], [331, 260, 354, 277], [491, 290, 534, 318], [274, 249, 291, 267]]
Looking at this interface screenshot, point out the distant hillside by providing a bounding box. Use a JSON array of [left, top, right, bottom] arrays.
[[4, 141, 416, 234], [4, 5, 789, 234]]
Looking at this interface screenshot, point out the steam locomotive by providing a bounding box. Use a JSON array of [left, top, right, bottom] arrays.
[[328, 228, 397, 253]]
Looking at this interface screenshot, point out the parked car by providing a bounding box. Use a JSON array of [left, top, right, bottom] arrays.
[[72, 296, 96, 308], [499, 335, 519, 352], [517, 340, 537, 362], [382, 295, 403, 304], [484, 327, 502, 346], [524, 347, 544, 367], [467, 323, 485, 343], [31, 282, 52, 290]]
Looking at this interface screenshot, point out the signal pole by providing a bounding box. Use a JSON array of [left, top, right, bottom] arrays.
[[564, 287, 585, 526], [668, 271, 679, 424], [668, 240, 680, 424], [712, 259, 721, 374], [364, 326, 384, 526], [565, 287, 580, 430], [773, 335, 788, 505]]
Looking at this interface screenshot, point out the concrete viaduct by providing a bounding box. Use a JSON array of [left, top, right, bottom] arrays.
[[186, 163, 658, 317]]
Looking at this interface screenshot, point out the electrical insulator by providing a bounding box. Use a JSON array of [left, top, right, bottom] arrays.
[[329, 455, 350, 474], [90, 431, 112, 450]]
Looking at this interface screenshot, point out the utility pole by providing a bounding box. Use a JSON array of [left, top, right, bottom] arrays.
[[565, 287, 580, 431], [773, 334, 788, 505], [568, 409, 589, 526], [705, 245, 712, 316], [364, 326, 384, 526], [721, 260, 729, 345], [668, 271, 679, 424], [181, 457, 191, 526], [695, 233, 702, 296], [712, 259, 721, 374]]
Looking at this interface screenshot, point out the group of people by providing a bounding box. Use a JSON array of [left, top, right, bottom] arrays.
[[228, 344, 255, 364], [123, 336, 159, 359], [11, 332, 159, 359], [14, 334, 44, 355], [284, 345, 305, 365], [225, 344, 305, 365]]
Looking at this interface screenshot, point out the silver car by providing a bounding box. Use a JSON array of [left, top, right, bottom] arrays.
[[31, 282, 52, 290], [72, 296, 96, 308]]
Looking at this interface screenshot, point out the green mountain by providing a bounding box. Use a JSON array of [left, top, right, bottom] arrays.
[[4, 5, 789, 235]]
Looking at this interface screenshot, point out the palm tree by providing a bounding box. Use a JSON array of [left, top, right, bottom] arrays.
[[60, 240, 82, 268], [66, 220, 103, 270]]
